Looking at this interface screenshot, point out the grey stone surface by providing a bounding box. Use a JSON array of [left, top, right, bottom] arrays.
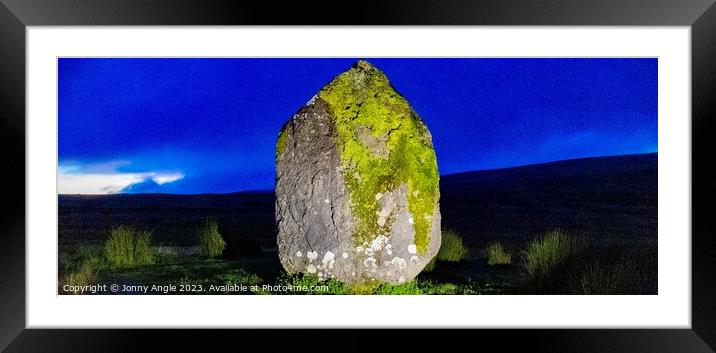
[[275, 62, 441, 284]]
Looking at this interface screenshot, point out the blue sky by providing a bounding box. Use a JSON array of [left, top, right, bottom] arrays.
[[58, 58, 657, 194]]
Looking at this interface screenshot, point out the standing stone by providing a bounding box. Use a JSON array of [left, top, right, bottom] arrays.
[[275, 60, 441, 284]]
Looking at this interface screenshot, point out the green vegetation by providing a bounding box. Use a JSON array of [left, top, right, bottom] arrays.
[[486, 242, 512, 265], [275, 274, 418, 295], [215, 268, 263, 286], [373, 281, 423, 295], [318, 60, 439, 254], [347, 281, 382, 295], [276, 128, 287, 159], [577, 240, 657, 295], [421, 230, 467, 272], [103, 226, 154, 269], [59, 245, 101, 273], [58, 246, 105, 293], [515, 230, 656, 294], [166, 267, 266, 291], [58, 224, 655, 296], [275, 273, 493, 295], [59, 257, 98, 291], [198, 219, 226, 258], [61, 245, 505, 295], [521, 230, 586, 287], [100, 255, 266, 294], [580, 263, 630, 295], [423, 256, 437, 272], [437, 230, 468, 262], [274, 273, 348, 295]]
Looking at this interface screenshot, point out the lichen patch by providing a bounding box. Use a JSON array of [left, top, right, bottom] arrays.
[[307, 251, 318, 261], [306, 264, 317, 274], [322, 251, 336, 269], [408, 244, 417, 254]]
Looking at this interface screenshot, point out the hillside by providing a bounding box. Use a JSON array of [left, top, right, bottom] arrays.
[[439, 153, 657, 245], [59, 153, 657, 249]]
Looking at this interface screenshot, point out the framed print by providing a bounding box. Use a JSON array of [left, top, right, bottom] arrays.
[[2, 0, 716, 351]]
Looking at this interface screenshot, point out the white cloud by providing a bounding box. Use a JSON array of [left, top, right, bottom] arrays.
[[58, 161, 184, 194], [150, 173, 184, 185]]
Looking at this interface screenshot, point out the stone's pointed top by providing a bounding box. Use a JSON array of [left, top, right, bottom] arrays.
[[319, 60, 391, 100], [353, 60, 376, 71]]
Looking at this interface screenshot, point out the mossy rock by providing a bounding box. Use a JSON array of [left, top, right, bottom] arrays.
[[275, 60, 441, 284]]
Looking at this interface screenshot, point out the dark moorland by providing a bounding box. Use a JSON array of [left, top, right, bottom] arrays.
[[58, 153, 657, 295]]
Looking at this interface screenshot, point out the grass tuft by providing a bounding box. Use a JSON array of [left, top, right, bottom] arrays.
[[104, 226, 154, 268], [422, 256, 437, 272], [59, 257, 98, 292], [436, 229, 468, 262], [486, 242, 512, 265], [522, 230, 587, 292], [198, 219, 226, 258], [578, 239, 657, 295]]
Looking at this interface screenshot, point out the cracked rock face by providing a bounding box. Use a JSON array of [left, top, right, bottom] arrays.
[[275, 60, 441, 284]]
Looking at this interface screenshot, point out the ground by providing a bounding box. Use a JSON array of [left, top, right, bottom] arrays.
[[58, 153, 657, 295]]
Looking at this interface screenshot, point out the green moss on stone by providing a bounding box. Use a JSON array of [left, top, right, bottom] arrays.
[[318, 60, 439, 254], [276, 128, 288, 159]]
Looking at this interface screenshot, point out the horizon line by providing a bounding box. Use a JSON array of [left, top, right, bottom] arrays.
[[58, 151, 657, 196]]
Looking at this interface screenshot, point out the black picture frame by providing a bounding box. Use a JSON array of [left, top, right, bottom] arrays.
[[1, 0, 715, 351]]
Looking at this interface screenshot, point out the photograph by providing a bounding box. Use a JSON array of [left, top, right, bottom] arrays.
[[57, 57, 657, 295], [3, 0, 713, 349]]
